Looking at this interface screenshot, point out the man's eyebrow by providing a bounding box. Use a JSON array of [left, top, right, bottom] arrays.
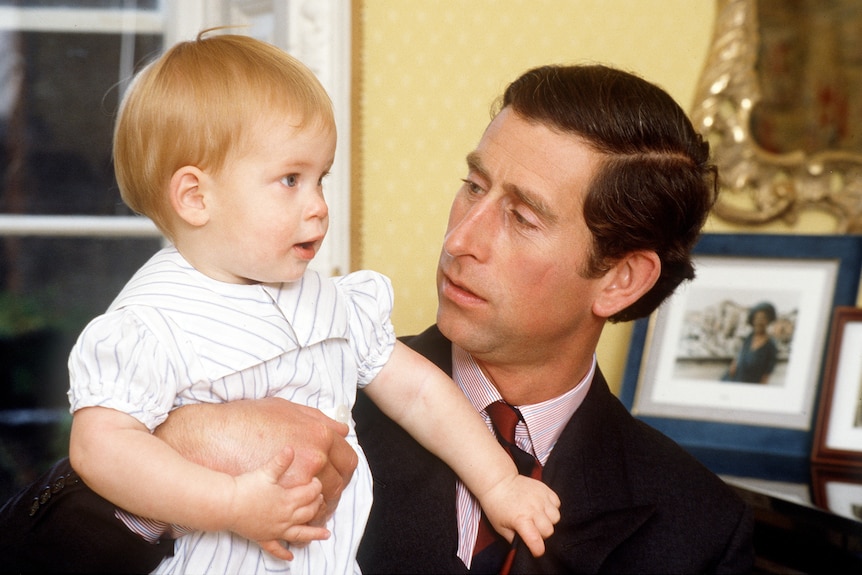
[[509, 183, 558, 224], [465, 151, 487, 179], [466, 151, 558, 224]]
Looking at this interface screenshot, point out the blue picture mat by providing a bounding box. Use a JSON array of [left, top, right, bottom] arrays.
[[620, 233, 862, 480]]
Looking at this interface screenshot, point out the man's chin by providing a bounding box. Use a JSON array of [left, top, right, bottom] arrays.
[[435, 306, 459, 336], [436, 307, 481, 345]]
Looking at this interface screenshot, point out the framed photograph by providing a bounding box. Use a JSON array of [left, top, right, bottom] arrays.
[[811, 466, 862, 523], [621, 234, 862, 475], [812, 307, 862, 466]]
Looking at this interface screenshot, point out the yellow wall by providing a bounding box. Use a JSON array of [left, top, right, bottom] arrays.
[[356, 0, 718, 392]]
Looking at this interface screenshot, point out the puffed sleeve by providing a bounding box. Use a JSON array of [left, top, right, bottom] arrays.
[[334, 270, 397, 388], [67, 309, 181, 431]]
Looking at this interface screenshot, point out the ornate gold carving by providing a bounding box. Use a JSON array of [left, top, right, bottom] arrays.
[[691, 0, 862, 232]]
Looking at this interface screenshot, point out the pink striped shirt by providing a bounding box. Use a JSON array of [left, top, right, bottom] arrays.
[[452, 344, 595, 566]]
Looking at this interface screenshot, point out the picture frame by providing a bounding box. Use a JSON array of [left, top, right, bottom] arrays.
[[620, 233, 862, 479], [811, 466, 862, 524], [812, 307, 862, 466]]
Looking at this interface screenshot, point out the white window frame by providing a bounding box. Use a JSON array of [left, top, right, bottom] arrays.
[[0, 0, 351, 276]]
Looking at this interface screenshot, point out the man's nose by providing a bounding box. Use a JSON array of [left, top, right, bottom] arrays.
[[443, 199, 491, 260]]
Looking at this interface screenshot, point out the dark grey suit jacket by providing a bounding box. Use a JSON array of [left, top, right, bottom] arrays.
[[355, 325, 754, 573]]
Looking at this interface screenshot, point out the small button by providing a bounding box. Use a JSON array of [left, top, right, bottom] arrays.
[[52, 476, 66, 493], [335, 404, 350, 424], [28, 498, 40, 517], [39, 488, 51, 505]]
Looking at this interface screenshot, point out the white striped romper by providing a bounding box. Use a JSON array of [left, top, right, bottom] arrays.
[[68, 246, 394, 574]]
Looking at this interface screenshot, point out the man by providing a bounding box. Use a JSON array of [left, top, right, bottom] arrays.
[[353, 64, 753, 573], [1, 64, 752, 573]]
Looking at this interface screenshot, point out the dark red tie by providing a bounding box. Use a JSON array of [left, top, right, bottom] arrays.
[[471, 401, 542, 574]]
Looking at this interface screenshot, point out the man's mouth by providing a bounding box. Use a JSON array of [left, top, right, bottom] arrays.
[[441, 272, 484, 303]]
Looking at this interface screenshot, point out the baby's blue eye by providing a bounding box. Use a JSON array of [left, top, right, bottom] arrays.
[[281, 174, 299, 187]]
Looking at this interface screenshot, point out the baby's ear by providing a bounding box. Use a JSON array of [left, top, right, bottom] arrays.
[[169, 166, 209, 227]]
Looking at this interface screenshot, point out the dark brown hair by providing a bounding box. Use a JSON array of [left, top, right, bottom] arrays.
[[497, 64, 717, 322]]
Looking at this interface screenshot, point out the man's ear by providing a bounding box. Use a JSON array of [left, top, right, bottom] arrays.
[[169, 166, 209, 227], [592, 250, 661, 319]]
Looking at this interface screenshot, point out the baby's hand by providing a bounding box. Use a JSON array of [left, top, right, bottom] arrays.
[[480, 475, 560, 557], [226, 446, 330, 558]]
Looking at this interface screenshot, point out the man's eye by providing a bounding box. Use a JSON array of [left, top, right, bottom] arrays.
[[461, 179, 483, 194], [512, 209, 537, 229], [281, 174, 299, 187]]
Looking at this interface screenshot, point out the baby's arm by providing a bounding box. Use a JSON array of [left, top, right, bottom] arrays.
[[363, 341, 561, 557], [69, 405, 329, 559]]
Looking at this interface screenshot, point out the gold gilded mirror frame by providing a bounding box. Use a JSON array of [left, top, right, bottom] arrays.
[[692, 0, 862, 232]]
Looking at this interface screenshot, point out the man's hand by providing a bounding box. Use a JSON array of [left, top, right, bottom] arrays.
[[155, 398, 358, 523]]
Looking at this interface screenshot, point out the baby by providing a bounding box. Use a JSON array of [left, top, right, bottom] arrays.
[[66, 31, 560, 573]]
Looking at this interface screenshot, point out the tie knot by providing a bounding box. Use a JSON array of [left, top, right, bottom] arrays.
[[485, 401, 521, 444]]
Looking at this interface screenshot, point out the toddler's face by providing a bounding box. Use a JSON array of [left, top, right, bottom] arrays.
[[201, 114, 336, 284]]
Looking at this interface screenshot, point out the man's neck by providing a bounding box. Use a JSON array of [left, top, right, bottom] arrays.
[[471, 349, 596, 405]]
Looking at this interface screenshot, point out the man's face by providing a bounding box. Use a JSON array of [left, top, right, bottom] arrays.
[[436, 108, 605, 366]]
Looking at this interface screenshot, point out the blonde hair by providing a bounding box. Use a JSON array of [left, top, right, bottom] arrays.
[[113, 31, 334, 239]]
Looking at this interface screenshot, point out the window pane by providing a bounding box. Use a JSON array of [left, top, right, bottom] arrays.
[[0, 1, 158, 8], [1, 31, 161, 215], [0, 2, 168, 506], [0, 235, 162, 500]]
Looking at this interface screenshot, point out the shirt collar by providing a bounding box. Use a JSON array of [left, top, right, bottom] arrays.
[[451, 344, 595, 464]]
